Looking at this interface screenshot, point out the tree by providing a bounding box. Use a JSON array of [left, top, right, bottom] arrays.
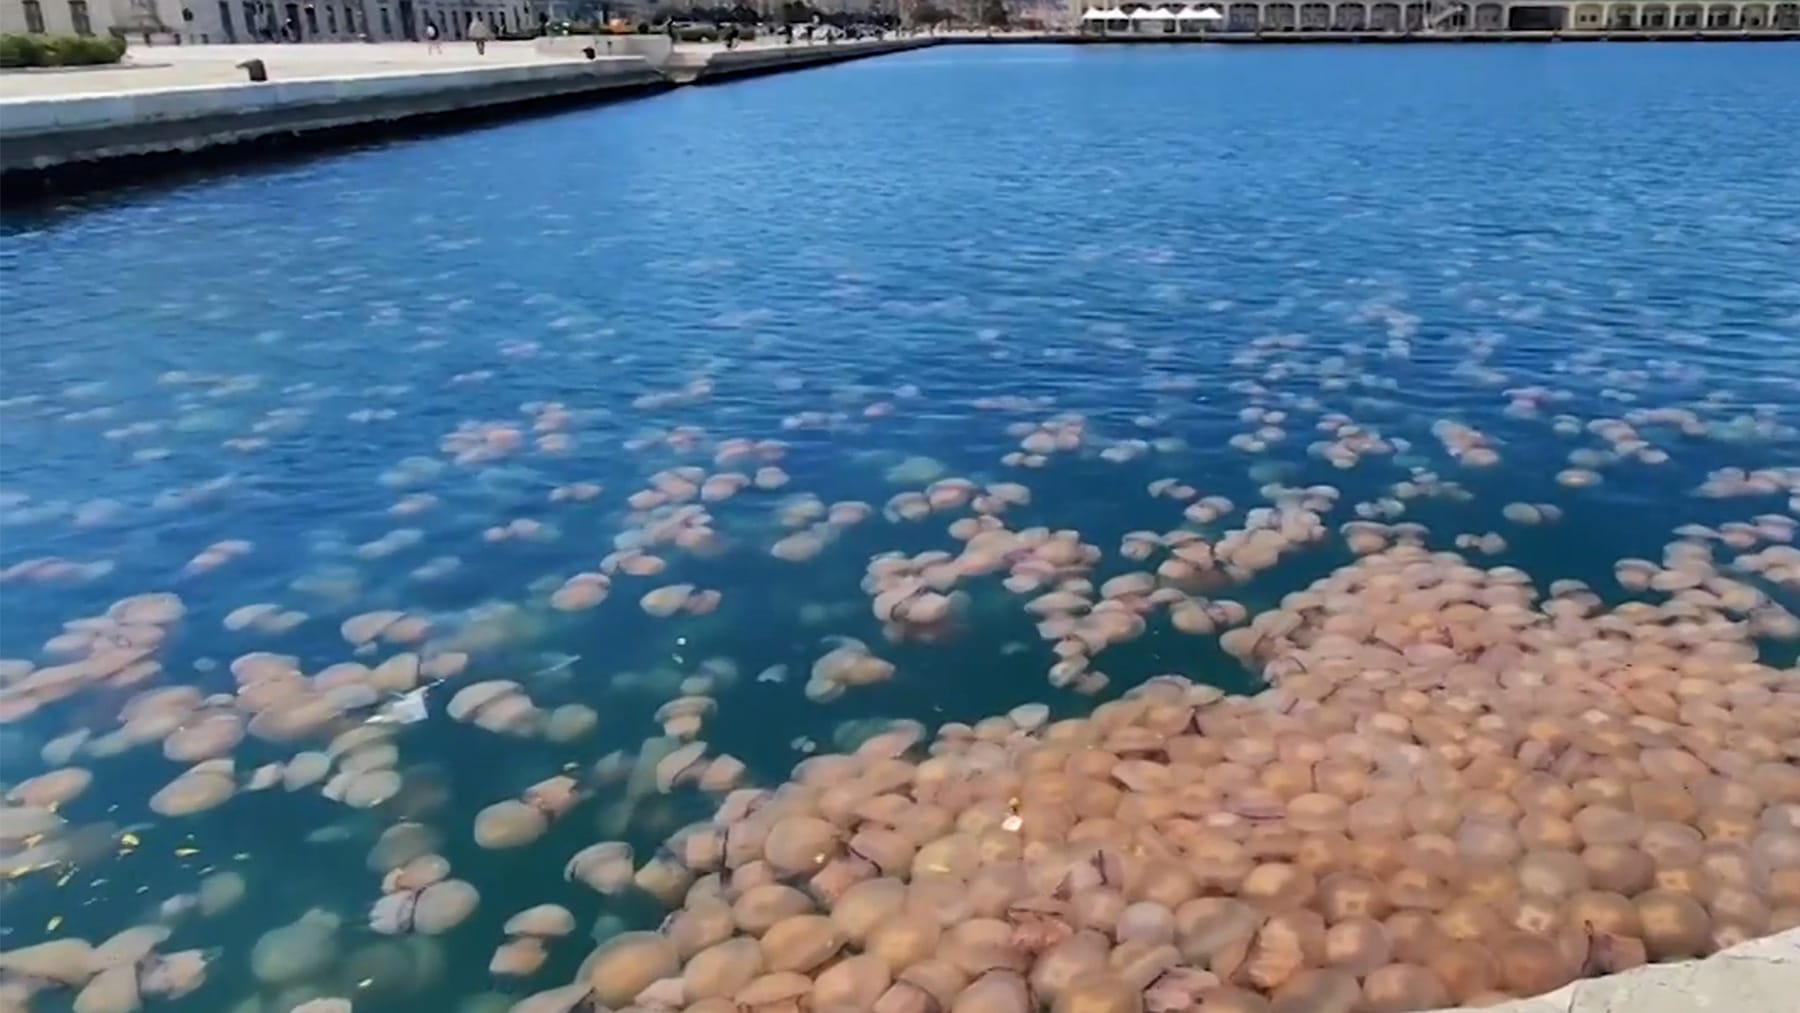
[[910, 0, 948, 22], [978, 0, 1007, 25]]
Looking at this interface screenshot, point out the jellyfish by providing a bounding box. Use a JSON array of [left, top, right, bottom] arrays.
[[584, 932, 680, 1008]]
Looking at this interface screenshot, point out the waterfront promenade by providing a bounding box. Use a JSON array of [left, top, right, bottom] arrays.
[[0, 36, 926, 189], [0, 41, 572, 99]]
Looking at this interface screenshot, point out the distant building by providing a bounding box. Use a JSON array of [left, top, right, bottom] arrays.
[[1072, 0, 1798, 30], [0, 0, 544, 41], [1, 0, 130, 36], [177, 0, 541, 42]]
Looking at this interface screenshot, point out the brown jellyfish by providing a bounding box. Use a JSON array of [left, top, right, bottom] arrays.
[[735, 971, 815, 1013], [1515, 849, 1589, 902], [0, 938, 99, 987], [1239, 863, 1315, 913], [1314, 872, 1390, 924], [1381, 911, 1448, 967], [1267, 968, 1359, 1013], [1029, 929, 1111, 1001], [1492, 931, 1576, 997], [764, 817, 840, 877], [1581, 843, 1655, 895], [474, 800, 548, 849], [760, 914, 845, 974], [1051, 973, 1142, 1013], [951, 969, 1032, 1013], [6, 766, 93, 806], [1359, 963, 1451, 1013], [684, 938, 766, 1001], [1635, 889, 1712, 960], [812, 953, 892, 1012], [831, 877, 909, 945], [148, 762, 237, 817], [1232, 914, 1314, 993], [505, 904, 576, 939], [585, 932, 680, 1008], [1174, 897, 1261, 973], [137, 949, 208, 999], [734, 883, 815, 936], [566, 842, 635, 895], [491, 937, 548, 977], [1572, 805, 1645, 848], [1321, 918, 1390, 977], [413, 879, 480, 934], [865, 911, 943, 971]]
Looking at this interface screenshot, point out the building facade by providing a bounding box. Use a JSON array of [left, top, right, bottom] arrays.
[[1072, 0, 1799, 28], [1, 0, 549, 41], [173, 0, 547, 43], [1, 0, 126, 36]]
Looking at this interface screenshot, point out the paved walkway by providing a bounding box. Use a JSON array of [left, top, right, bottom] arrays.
[[0, 36, 917, 99], [0, 41, 582, 99]]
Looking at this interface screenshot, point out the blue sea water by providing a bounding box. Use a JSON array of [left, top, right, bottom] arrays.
[[2, 42, 1799, 1012]]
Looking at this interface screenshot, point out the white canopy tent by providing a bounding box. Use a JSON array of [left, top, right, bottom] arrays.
[[1129, 6, 1172, 19], [1172, 5, 1222, 29], [1080, 6, 1131, 29]]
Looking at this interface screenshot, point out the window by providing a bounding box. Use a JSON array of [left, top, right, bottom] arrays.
[[343, 5, 355, 32], [379, 5, 390, 33], [304, 3, 317, 31], [22, 0, 45, 31], [68, 0, 92, 34], [326, 3, 336, 31], [219, 0, 235, 38]]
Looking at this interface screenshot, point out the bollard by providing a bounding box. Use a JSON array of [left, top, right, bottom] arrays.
[[237, 58, 268, 82]]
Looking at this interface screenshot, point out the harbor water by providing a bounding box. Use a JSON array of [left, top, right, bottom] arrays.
[[2, 42, 1799, 1013]]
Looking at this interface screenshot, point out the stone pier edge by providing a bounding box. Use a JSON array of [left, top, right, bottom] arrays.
[[1427, 927, 1800, 1013]]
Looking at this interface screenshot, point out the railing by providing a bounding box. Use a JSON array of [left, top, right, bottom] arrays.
[[1423, 0, 1464, 29]]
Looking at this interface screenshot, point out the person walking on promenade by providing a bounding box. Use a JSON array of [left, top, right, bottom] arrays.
[[424, 21, 441, 52], [468, 16, 492, 54]]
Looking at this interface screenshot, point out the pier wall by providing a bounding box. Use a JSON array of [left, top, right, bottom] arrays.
[[0, 57, 670, 189], [676, 38, 936, 84]]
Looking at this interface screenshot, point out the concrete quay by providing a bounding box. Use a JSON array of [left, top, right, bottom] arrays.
[[0, 37, 929, 195], [667, 36, 935, 84]]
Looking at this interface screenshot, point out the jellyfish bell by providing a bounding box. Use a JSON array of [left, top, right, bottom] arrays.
[[252, 911, 340, 985], [475, 800, 549, 849], [0, 938, 99, 988], [149, 763, 237, 817], [72, 966, 139, 1013], [585, 932, 680, 1008], [491, 937, 549, 978], [505, 904, 577, 939], [6, 765, 93, 806], [137, 949, 209, 999]]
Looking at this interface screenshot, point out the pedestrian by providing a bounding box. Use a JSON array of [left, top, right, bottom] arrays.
[[424, 20, 441, 52], [468, 16, 492, 54]]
